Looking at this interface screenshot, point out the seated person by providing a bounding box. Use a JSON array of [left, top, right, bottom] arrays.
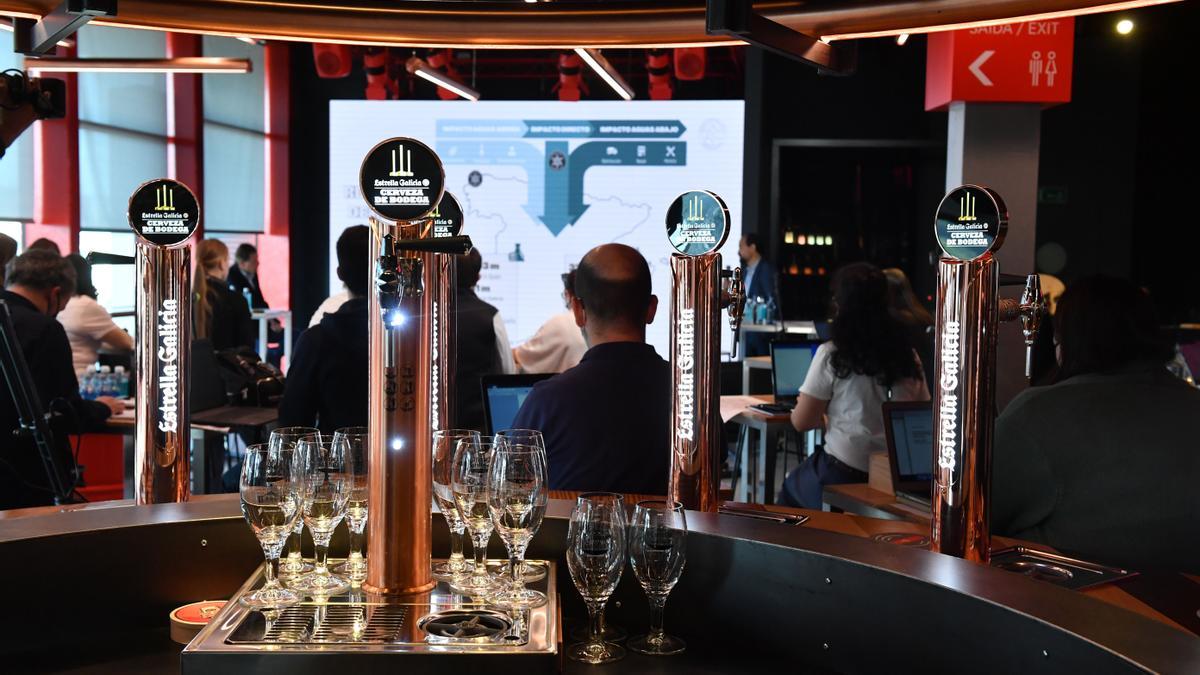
[[511, 244, 670, 495], [58, 254, 133, 377], [454, 248, 515, 431], [278, 226, 369, 434], [993, 276, 1200, 574], [512, 269, 587, 374], [193, 239, 255, 351], [778, 263, 929, 509], [1, 250, 123, 509]]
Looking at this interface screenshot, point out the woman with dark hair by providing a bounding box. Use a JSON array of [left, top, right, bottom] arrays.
[[993, 276, 1199, 573], [883, 267, 935, 386], [778, 263, 930, 509], [57, 254, 133, 376]]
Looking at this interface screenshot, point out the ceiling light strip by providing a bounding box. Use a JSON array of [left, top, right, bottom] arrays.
[[574, 47, 634, 101], [24, 57, 252, 74]]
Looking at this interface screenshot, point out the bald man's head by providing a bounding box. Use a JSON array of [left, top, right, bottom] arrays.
[[574, 243, 653, 329]]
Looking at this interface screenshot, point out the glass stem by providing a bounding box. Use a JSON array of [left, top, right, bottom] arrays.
[[289, 526, 303, 558], [587, 603, 605, 645], [472, 534, 488, 580], [509, 551, 522, 590], [449, 528, 465, 564], [648, 595, 667, 639], [349, 528, 363, 560], [314, 542, 330, 575], [264, 551, 281, 589]]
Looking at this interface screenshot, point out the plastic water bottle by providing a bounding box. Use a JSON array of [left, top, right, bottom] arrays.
[[744, 297, 758, 325], [98, 366, 113, 398], [79, 371, 92, 400], [114, 366, 129, 398], [242, 288, 254, 311]]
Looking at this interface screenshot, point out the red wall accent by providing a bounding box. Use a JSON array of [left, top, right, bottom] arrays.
[[261, 43, 290, 310], [29, 46, 79, 253], [166, 33, 204, 229]]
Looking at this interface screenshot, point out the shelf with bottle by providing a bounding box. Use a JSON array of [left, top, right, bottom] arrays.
[[781, 229, 835, 248], [80, 364, 130, 400]]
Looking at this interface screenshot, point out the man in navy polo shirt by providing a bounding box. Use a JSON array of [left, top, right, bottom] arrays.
[[511, 243, 670, 495]]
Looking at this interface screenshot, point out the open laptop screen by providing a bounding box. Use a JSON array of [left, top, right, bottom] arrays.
[[481, 374, 553, 436], [770, 341, 819, 401], [889, 404, 934, 481]]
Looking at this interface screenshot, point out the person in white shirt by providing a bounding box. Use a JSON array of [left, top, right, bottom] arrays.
[[57, 254, 134, 377], [512, 269, 587, 374], [308, 290, 350, 328], [779, 263, 930, 508]]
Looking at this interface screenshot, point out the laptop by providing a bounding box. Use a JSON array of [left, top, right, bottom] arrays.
[[751, 339, 820, 415], [883, 401, 934, 507], [480, 374, 553, 436]]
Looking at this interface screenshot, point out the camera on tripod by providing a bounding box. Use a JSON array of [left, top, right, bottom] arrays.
[[0, 69, 66, 159]]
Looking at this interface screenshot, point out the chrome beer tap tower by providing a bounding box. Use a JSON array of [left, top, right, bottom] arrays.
[[359, 138, 471, 595], [128, 178, 200, 505], [929, 185, 1044, 563], [665, 190, 744, 512]]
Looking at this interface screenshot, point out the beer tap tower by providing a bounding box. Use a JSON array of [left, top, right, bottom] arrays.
[[128, 179, 200, 505], [930, 185, 1044, 563], [359, 138, 472, 595], [665, 190, 744, 512]]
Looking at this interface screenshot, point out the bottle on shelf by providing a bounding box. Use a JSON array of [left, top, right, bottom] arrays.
[[114, 366, 129, 398], [98, 365, 114, 398]]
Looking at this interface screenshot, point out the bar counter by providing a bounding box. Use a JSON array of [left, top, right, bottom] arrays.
[[1, 496, 1197, 674]]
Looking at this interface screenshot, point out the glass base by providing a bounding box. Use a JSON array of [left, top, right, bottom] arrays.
[[567, 640, 626, 664], [332, 557, 367, 583], [279, 556, 313, 577], [484, 559, 547, 583], [570, 620, 627, 643], [431, 558, 472, 582], [239, 584, 302, 610], [486, 586, 548, 610], [629, 633, 687, 656], [449, 571, 497, 596], [287, 571, 351, 597]]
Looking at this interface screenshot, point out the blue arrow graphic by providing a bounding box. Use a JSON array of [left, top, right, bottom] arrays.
[[539, 141, 572, 235]]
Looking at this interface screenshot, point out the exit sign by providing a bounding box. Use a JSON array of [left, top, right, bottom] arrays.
[[925, 19, 1075, 111]]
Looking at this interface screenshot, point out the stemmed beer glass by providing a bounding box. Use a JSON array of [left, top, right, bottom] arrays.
[[495, 429, 549, 584], [486, 441, 548, 609], [291, 437, 351, 596], [565, 492, 627, 664], [628, 500, 687, 655], [451, 436, 496, 594], [331, 427, 368, 584], [432, 429, 480, 581], [239, 443, 302, 608], [271, 426, 320, 577]]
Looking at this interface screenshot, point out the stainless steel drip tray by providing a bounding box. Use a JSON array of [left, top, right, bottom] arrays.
[[182, 561, 559, 675]]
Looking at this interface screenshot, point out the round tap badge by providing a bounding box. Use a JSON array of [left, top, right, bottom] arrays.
[[127, 179, 200, 247], [665, 190, 730, 256], [430, 191, 464, 238], [934, 185, 1008, 261], [359, 137, 445, 222]]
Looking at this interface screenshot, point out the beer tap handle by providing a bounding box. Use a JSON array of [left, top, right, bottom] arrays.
[[723, 267, 745, 360], [1019, 274, 1044, 380], [375, 231, 402, 326]]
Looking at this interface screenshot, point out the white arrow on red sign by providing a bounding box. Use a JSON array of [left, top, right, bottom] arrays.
[[969, 50, 995, 86]]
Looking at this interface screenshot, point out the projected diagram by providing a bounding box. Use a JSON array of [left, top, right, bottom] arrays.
[[435, 119, 688, 236]]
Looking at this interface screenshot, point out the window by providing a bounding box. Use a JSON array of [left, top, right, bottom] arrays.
[[202, 36, 265, 233], [0, 30, 35, 221], [77, 24, 168, 232], [77, 231, 136, 313], [76, 25, 167, 320], [0, 221, 22, 252]]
